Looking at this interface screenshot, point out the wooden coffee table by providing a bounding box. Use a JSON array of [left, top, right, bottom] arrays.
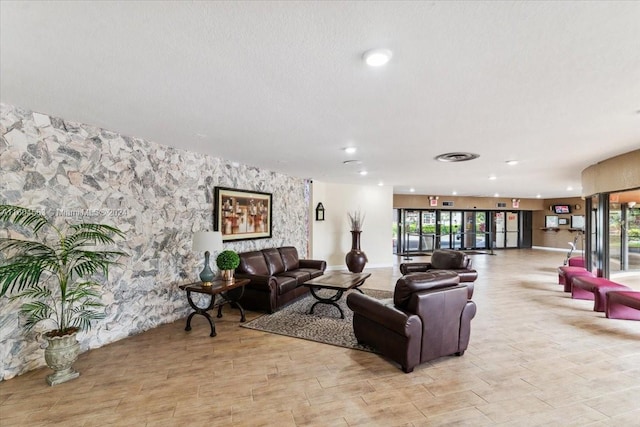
[[303, 272, 371, 318], [179, 279, 249, 337]]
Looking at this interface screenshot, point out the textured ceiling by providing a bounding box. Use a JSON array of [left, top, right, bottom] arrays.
[[1, 1, 639, 198]]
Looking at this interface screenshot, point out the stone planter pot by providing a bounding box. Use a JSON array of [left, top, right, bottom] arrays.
[[44, 330, 81, 386]]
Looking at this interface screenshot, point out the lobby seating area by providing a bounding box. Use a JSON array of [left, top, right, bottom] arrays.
[[1, 249, 638, 426], [558, 258, 640, 321]]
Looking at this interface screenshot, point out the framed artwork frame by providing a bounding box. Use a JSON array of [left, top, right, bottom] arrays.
[[571, 215, 585, 229], [558, 218, 568, 226], [214, 187, 272, 241], [545, 215, 559, 228]]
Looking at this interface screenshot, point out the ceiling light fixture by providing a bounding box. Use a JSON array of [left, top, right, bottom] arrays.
[[506, 160, 518, 166], [494, 193, 500, 197], [409, 188, 415, 193], [452, 191, 458, 195], [489, 175, 497, 180], [363, 48, 393, 67], [344, 147, 357, 154], [435, 152, 480, 162], [378, 181, 384, 186], [536, 194, 542, 198], [567, 186, 573, 191], [359, 170, 368, 176], [343, 160, 362, 165]]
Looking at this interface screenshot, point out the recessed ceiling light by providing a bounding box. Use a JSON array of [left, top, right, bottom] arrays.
[[489, 175, 497, 180], [344, 147, 357, 154], [363, 48, 393, 67], [378, 181, 384, 186], [359, 170, 368, 176], [409, 188, 415, 193], [506, 160, 518, 166], [567, 186, 573, 191], [536, 194, 542, 198], [494, 193, 500, 197], [452, 191, 458, 195]]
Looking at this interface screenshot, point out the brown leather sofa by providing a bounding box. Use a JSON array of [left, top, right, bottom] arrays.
[[346, 271, 477, 373], [400, 249, 477, 298], [235, 246, 326, 313]]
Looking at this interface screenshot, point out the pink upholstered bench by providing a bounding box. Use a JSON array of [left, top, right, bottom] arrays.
[[567, 257, 585, 268], [605, 291, 640, 321], [558, 266, 595, 293], [571, 276, 630, 311]]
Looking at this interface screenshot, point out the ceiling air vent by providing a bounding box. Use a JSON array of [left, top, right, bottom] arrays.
[[435, 152, 480, 162], [497, 202, 507, 208], [442, 201, 454, 207]]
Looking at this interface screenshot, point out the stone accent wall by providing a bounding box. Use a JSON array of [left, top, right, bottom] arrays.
[[0, 103, 310, 380]]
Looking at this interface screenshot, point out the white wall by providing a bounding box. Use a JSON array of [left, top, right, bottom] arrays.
[[311, 181, 394, 270]]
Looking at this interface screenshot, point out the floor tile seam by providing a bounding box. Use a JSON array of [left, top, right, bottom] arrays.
[[472, 393, 556, 423]]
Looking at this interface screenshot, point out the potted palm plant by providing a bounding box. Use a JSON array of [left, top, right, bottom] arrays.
[[216, 250, 240, 282], [0, 205, 127, 385]]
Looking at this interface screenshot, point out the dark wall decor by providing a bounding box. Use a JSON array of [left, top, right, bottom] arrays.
[[214, 187, 272, 241]]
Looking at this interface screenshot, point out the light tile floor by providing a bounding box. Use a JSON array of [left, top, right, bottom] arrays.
[[1, 249, 639, 426]]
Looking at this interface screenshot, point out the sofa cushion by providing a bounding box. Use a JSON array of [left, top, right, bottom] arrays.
[[281, 270, 311, 283], [263, 248, 286, 275], [430, 250, 466, 270], [298, 268, 323, 279], [239, 251, 269, 276], [274, 275, 298, 295], [279, 246, 300, 271], [394, 271, 460, 308]]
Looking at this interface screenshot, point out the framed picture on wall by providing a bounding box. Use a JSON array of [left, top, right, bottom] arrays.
[[214, 187, 272, 241], [558, 218, 568, 226], [571, 215, 585, 229], [545, 215, 559, 228]]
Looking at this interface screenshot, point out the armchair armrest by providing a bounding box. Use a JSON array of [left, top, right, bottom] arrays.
[[346, 293, 421, 336], [299, 259, 326, 271], [399, 262, 433, 275]]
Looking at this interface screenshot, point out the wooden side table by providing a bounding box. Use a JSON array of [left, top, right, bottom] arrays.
[[178, 279, 249, 337]]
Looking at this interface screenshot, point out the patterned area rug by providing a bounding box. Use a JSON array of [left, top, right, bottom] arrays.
[[241, 288, 393, 352]]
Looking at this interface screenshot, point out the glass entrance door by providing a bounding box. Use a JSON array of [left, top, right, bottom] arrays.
[[439, 211, 462, 249], [400, 209, 437, 254]]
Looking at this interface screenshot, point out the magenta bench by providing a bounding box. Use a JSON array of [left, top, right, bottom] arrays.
[[558, 266, 595, 293], [567, 257, 585, 268], [571, 277, 630, 311], [605, 291, 640, 320]]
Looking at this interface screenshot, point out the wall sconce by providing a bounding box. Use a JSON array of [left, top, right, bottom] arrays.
[[512, 198, 520, 208], [429, 196, 439, 207], [315, 202, 325, 221]]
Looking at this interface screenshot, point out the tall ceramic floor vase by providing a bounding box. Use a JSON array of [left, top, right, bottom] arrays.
[[44, 330, 81, 386], [345, 231, 368, 273]]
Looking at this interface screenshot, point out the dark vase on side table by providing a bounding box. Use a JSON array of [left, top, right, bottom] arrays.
[[345, 230, 368, 273]]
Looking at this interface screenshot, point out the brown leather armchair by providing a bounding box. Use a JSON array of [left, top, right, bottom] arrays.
[[346, 271, 476, 373], [400, 249, 477, 298]]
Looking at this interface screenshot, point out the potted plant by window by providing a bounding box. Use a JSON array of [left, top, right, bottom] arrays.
[[216, 250, 240, 282], [0, 205, 127, 385]]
